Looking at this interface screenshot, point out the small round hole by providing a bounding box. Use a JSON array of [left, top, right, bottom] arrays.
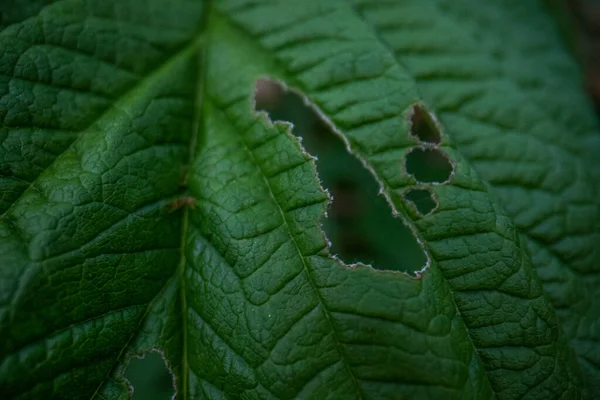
[[410, 105, 441, 144], [405, 148, 453, 183], [405, 188, 437, 215]]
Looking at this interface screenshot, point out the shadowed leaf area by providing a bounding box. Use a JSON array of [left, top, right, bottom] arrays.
[[125, 353, 174, 400]]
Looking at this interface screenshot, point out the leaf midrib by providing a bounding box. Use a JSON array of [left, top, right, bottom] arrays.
[[84, 33, 205, 399], [178, 21, 209, 400]]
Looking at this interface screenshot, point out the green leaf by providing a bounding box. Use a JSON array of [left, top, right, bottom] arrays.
[[349, 0, 600, 394], [1, 1, 598, 399]]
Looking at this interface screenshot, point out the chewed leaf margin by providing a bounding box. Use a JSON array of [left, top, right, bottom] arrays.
[[251, 76, 432, 276]]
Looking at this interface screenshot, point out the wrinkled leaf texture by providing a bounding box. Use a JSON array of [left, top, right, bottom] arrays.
[[1, 0, 599, 399]]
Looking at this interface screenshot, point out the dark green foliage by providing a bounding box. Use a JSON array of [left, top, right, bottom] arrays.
[[1, 1, 599, 399]]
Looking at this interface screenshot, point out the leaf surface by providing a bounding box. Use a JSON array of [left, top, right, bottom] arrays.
[[349, 0, 600, 394], [0, 1, 597, 399]]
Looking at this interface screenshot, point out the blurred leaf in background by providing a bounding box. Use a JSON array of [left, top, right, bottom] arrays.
[[125, 353, 173, 400], [547, 0, 600, 111]]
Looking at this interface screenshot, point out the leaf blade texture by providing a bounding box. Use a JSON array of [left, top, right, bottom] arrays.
[[349, 0, 600, 394], [1, 0, 598, 399]]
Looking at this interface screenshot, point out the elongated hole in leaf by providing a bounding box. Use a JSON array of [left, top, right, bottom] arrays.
[[255, 78, 426, 273], [410, 105, 441, 144], [405, 148, 453, 183], [404, 188, 437, 215], [124, 352, 174, 399]]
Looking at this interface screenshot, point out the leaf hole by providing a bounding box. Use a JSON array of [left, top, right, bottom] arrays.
[[409, 105, 441, 144], [405, 148, 453, 183], [124, 351, 174, 400], [404, 188, 437, 216], [255, 78, 427, 273], [255, 78, 286, 110]]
